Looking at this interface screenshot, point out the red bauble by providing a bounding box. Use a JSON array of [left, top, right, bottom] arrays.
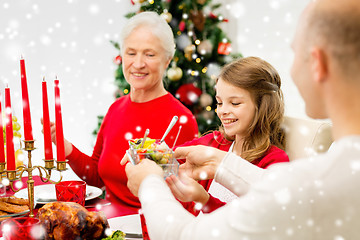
[[175, 83, 202, 106], [114, 55, 122, 65], [217, 42, 232, 55], [179, 21, 185, 32]]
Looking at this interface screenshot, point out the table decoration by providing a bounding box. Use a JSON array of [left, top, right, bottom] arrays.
[[0, 58, 69, 218]]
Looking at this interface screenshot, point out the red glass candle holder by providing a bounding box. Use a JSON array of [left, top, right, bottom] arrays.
[[139, 209, 150, 240], [1, 217, 45, 240], [55, 180, 86, 206]]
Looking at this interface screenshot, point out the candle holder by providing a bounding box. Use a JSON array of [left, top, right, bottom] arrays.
[[0, 139, 66, 218]]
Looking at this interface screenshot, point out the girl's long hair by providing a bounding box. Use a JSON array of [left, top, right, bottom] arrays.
[[217, 56, 285, 162]]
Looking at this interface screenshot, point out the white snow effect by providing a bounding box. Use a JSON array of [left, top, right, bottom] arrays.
[[166, 214, 175, 223], [211, 228, 220, 237], [179, 115, 188, 124], [274, 188, 291, 205], [194, 202, 203, 210], [199, 171, 208, 180], [124, 132, 133, 141], [89, 4, 99, 15], [228, 2, 246, 19], [350, 160, 360, 172], [136, 126, 142, 132], [40, 35, 51, 46]]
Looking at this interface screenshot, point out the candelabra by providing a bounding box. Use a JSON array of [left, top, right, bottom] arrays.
[[0, 140, 67, 217]]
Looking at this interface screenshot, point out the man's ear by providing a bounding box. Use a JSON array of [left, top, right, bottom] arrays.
[[310, 47, 328, 83]]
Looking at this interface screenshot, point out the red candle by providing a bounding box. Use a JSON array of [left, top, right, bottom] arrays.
[[4, 87, 16, 171], [20, 57, 33, 140], [0, 91, 5, 163], [42, 79, 53, 160], [54, 79, 65, 162]]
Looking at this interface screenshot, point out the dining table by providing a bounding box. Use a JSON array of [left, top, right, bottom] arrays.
[[0, 175, 143, 239]]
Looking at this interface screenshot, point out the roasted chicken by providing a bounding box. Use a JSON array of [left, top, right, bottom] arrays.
[[38, 201, 109, 240]]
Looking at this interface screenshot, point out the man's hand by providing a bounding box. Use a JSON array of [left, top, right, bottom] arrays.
[[125, 159, 163, 197], [175, 145, 227, 180]]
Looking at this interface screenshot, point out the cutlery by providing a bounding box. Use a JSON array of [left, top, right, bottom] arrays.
[[172, 125, 182, 149], [160, 116, 178, 143], [124, 232, 143, 239], [140, 129, 150, 148]]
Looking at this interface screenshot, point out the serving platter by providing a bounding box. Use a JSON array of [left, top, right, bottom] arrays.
[[14, 184, 103, 204]]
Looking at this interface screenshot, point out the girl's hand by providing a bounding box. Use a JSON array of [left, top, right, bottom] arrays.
[[165, 173, 209, 205]]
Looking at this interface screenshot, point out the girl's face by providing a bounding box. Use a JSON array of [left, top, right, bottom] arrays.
[[216, 78, 256, 138]]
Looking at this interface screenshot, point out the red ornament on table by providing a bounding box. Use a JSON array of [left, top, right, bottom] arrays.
[[54, 79, 65, 163], [20, 56, 33, 141], [217, 42, 232, 55], [4, 87, 16, 171], [42, 79, 53, 160], [0, 91, 5, 163]]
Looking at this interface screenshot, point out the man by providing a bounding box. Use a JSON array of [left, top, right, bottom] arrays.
[[122, 0, 360, 238]]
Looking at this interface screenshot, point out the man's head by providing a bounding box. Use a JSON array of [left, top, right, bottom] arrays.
[[291, 0, 360, 119]]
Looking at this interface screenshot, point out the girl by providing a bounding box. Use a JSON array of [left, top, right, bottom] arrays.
[[167, 56, 289, 214]]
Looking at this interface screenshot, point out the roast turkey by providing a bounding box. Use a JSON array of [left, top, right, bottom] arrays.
[[38, 201, 109, 240]]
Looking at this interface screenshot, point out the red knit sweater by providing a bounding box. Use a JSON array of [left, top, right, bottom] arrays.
[[178, 131, 289, 214], [67, 93, 198, 217]]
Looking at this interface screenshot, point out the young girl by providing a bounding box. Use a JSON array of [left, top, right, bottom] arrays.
[[167, 56, 289, 214]]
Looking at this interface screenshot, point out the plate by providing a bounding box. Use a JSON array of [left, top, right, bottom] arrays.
[[108, 214, 141, 235], [14, 184, 103, 204]]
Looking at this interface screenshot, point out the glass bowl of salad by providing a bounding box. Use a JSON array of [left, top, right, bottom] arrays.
[[127, 138, 179, 178]]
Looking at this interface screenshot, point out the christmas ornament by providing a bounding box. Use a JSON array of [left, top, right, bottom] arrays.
[[114, 55, 122, 65], [201, 110, 215, 121], [184, 44, 196, 61], [218, 42, 232, 55], [190, 10, 205, 31], [199, 93, 213, 107], [206, 63, 221, 79], [175, 83, 202, 106], [161, 9, 172, 23], [167, 62, 183, 81], [197, 40, 213, 55], [176, 34, 192, 50], [179, 21, 186, 32]]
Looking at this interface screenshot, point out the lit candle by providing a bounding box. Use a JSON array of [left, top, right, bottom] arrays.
[[20, 56, 33, 141], [42, 78, 53, 160], [4, 87, 15, 171], [0, 91, 5, 164], [54, 79, 65, 163]]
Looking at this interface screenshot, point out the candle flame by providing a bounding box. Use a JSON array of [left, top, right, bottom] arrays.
[[20, 54, 24, 59], [43, 76, 45, 81]]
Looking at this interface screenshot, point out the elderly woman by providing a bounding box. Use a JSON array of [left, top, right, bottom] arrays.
[[48, 12, 198, 216]]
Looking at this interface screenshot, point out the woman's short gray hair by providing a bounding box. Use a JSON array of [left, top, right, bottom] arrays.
[[120, 11, 175, 60]]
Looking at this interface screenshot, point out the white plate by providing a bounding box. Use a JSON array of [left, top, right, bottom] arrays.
[[108, 214, 141, 234], [14, 184, 103, 204]]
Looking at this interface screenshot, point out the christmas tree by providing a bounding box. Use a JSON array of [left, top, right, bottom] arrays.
[[94, 0, 242, 136]]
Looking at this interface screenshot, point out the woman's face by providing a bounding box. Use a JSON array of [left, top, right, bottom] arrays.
[[122, 26, 171, 92], [216, 78, 256, 138]]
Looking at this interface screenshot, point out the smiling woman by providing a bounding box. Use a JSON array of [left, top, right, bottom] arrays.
[[47, 11, 199, 217]]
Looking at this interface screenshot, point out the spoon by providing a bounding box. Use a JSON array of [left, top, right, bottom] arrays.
[[160, 116, 178, 143], [140, 129, 150, 148]]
